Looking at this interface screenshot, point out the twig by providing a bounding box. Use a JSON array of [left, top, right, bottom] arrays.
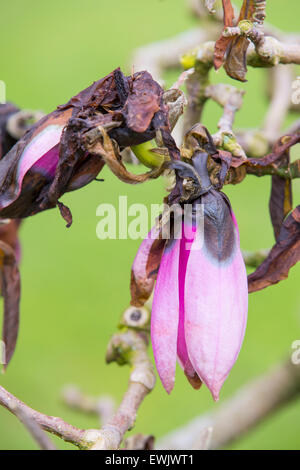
[[262, 65, 294, 143], [8, 399, 57, 450], [205, 83, 246, 158], [62, 386, 115, 425], [89, 327, 156, 450], [0, 385, 86, 448], [157, 359, 300, 450], [131, 27, 219, 84]]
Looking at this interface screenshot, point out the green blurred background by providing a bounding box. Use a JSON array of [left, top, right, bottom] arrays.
[[0, 0, 299, 450]]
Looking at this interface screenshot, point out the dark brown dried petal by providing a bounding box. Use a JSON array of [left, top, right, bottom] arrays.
[[0, 69, 174, 221], [0, 239, 21, 368], [248, 206, 300, 293], [269, 145, 293, 241]]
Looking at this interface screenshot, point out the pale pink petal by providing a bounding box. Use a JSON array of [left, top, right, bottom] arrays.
[[184, 200, 248, 401], [17, 124, 63, 185], [177, 223, 202, 389], [151, 238, 181, 393]]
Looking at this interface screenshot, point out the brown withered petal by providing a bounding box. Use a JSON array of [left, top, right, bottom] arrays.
[[0, 69, 173, 222], [130, 226, 166, 308], [0, 239, 21, 368], [248, 206, 300, 293], [230, 133, 300, 170], [214, 0, 235, 70], [214, 0, 262, 82], [269, 140, 293, 241], [87, 127, 164, 185], [223, 36, 249, 82]]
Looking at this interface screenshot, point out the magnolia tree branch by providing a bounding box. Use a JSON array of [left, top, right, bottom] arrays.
[[7, 399, 57, 450], [61, 386, 115, 425], [0, 306, 155, 450], [158, 359, 300, 450], [0, 385, 86, 448], [88, 325, 156, 450], [262, 65, 294, 143], [131, 27, 219, 84]]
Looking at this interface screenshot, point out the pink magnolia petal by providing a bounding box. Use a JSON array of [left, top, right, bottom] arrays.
[[31, 143, 60, 179], [185, 202, 248, 401], [17, 124, 63, 184], [151, 237, 181, 393], [177, 223, 202, 389]]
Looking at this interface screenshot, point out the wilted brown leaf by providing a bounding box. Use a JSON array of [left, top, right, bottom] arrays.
[[130, 226, 166, 308], [214, 0, 235, 71], [87, 127, 164, 185], [214, 0, 265, 81], [248, 206, 300, 293], [0, 237, 21, 368], [269, 139, 293, 241]]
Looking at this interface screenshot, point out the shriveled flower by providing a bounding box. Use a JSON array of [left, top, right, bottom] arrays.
[[0, 69, 175, 225], [131, 151, 248, 400]]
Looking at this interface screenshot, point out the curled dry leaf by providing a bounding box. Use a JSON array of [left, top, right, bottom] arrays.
[[130, 225, 166, 307], [248, 206, 300, 293], [0, 69, 174, 223], [214, 0, 266, 81], [86, 127, 164, 185], [269, 138, 293, 241], [0, 222, 21, 368]]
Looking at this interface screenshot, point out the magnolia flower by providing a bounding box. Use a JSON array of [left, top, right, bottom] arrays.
[[0, 69, 174, 224], [131, 152, 248, 400]]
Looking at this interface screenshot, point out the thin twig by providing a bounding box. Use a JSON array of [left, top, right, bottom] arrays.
[[262, 65, 294, 143], [89, 328, 156, 450], [0, 385, 86, 448], [8, 399, 57, 450]]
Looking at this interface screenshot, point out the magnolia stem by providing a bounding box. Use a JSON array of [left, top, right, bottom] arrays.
[[88, 327, 156, 450], [0, 385, 86, 448]]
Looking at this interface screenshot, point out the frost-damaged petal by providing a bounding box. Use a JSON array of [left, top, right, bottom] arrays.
[[130, 225, 165, 307], [0, 238, 21, 369], [185, 193, 248, 400], [177, 223, 202, 390], [248, 205, 300, 293], [151, 237, 181, 393]]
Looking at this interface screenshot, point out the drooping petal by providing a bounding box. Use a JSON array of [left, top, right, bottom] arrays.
[[177, 223, 202, 390], [130, 224, 166, 307], [151, 237, 181, 393], [184, 192, 248, 400]]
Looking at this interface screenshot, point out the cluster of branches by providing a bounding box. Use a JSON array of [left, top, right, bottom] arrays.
[[0, 0, 300, 450]]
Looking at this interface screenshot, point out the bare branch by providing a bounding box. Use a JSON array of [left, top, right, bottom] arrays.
[[262, 65, 294, 143], [131, 27, 219, 84], [0, 385, 86, 448], [62, 386, 115, 425], [7, 399, 57, 450], [89, 328, 156, 450]]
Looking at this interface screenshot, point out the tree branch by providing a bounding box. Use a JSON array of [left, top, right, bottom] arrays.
[[0, 385, 86, 448]]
